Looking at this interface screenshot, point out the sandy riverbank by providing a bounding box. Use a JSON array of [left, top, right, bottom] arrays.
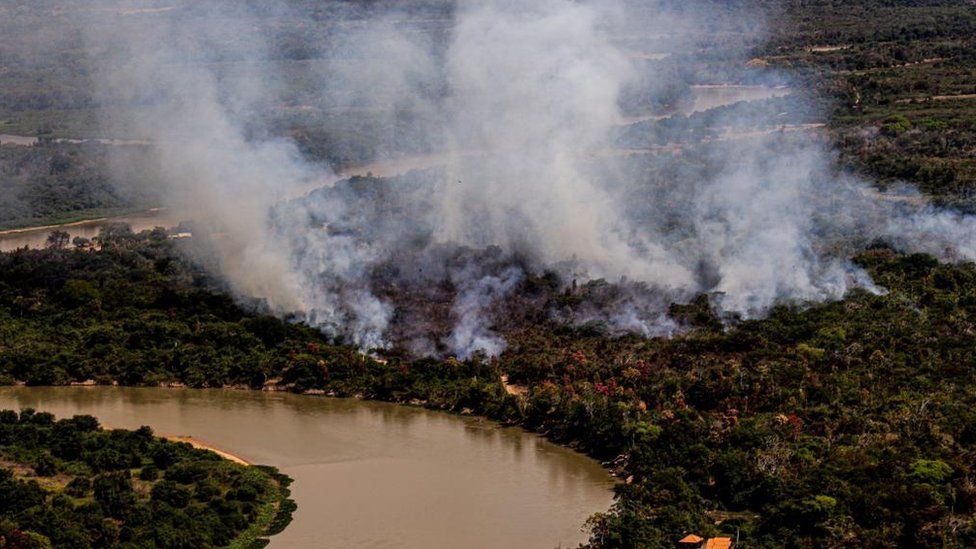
[[0, 217, 112, 237], [0, 208, 167, 237], [162, 435, 252, 466], [97, 418, 252, 466]]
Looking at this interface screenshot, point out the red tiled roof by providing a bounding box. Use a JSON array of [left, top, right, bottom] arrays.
[[678, 534, 704, 543], [704, 537, 733, 549]]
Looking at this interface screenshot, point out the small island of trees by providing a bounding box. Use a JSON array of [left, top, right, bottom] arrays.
[[0, 407, 295, 548]]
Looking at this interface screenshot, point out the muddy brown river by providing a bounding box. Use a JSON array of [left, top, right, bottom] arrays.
[[686, 84, 791, 114], [0, 386, 615, 549], [0, 210, 182, 252]]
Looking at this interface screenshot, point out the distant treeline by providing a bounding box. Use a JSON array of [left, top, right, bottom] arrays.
[[0, 143, 160, 230], [756, 0, 976, 209]]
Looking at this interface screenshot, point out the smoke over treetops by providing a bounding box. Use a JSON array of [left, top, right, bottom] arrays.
[[88, 0, 976, 359]]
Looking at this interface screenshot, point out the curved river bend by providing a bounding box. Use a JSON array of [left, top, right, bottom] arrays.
[[0, 387, 615, 549]]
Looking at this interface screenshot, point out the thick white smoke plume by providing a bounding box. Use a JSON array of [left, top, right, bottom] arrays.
[[94, 4, 315, 312], [90, 0, 976, 358], [437, 0, 691, 285], [449, 267, 524, 360]]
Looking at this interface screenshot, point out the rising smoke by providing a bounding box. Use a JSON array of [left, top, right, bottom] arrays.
[[90, 0, 976, 358]]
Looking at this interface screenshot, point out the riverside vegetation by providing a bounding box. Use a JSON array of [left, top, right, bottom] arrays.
[[2, 229, 976, 547]]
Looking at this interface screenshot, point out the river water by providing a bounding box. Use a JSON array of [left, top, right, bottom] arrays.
[[0, 386, 616, 549], [686, 84, 791, 114], [0, 210, 182, 252]]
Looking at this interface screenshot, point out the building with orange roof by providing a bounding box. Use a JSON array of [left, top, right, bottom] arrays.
[[704, 537, 733, 549], [677, 533, 735, 548]]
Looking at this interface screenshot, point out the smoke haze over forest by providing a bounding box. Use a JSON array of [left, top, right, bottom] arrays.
[[79, 0, 976, 358]]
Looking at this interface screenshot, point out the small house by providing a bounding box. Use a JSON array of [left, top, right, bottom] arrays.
[[677, 534, 734, 549], [704, 537, 733, 549]]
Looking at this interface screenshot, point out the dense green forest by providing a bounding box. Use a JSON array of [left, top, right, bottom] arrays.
[[0, 406, 294, 548], [3, 227, 976, 547], [759, 0, 976, 210]]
